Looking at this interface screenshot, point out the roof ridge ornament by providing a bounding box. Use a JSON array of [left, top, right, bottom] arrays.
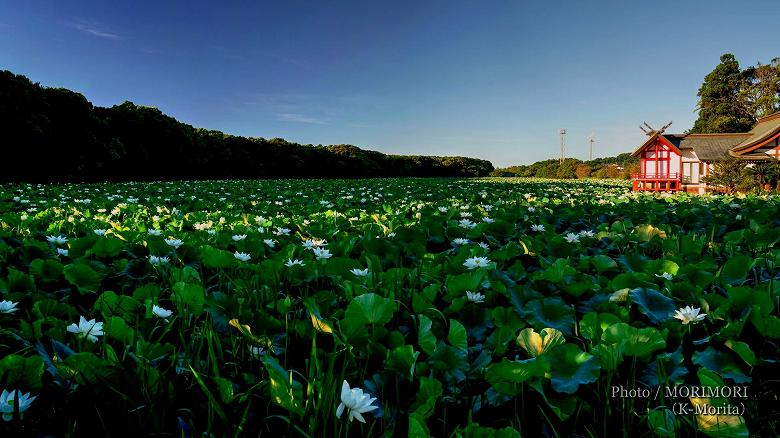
[[640, 121, 673, 136]]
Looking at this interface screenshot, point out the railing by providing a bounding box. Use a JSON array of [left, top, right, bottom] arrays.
[[631, 172, 681, 180]]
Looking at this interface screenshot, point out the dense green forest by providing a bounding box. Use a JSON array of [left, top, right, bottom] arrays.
[[0, 70, 494, 182], [491, 154, 639, 179]]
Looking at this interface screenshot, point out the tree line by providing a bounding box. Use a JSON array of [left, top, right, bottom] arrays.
[[490, 154, 639, 179], [0, 70, 494, 182]]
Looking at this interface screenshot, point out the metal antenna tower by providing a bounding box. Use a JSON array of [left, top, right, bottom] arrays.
[[587, 133, 595, 161], [559, 128, 566, 164]]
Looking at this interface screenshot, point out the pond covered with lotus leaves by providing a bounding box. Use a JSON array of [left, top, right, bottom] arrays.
[[0, 178, 778, 437]]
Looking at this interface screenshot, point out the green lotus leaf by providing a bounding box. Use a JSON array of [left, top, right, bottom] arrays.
[[172, 281, 205, 314], [648, 408, 677, 438], [29, 258, 64, 282], [601, 323, 666, 358], [411, 376, 442, 419], [63, 263, 103, 294], [642, 347, 688, 386], [417, 314, 437, 355], [199, 245, 238, 268], [94, 290, 140, 322], [547, 343, 600, 394], [591, 255, 618, 272], [692, 347, 751, 384], [0, 354, 44, 390], [447, 319, 467, 352], [261, 355, 303, 415], [629, 288, 676, 325], [719, 255, 753, 286], [458, 423, 521, 438], [486, 357, 549, 394], [522, 297, 575, 335], [385, 345, 419, 380], [345, 293, 397, 326]]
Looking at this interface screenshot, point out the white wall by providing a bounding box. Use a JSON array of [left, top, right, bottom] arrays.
[[681, 149, 700, 183], [642, 149, 680, 176]]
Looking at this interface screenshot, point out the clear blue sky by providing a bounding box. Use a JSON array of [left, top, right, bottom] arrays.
[[2, 0, 779, 167]]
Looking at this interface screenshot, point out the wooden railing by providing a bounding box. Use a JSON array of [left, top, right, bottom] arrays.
[[631, 172, 681, 180]]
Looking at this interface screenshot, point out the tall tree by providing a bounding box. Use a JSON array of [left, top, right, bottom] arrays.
[[741, 58, 780, 118], [689, 54, 755, 133]]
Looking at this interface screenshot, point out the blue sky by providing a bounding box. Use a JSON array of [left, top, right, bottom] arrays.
[[2, 0, 779, 167]]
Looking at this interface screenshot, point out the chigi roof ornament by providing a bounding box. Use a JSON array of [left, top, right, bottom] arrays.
[[639, 121, 673, 136]]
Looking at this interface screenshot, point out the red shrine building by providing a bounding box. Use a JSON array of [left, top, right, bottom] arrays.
[[631, 111, 780, 193]]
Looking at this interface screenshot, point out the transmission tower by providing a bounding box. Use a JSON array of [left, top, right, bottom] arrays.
[[559, 128, 566, 164], [587, 133, 595, 161]]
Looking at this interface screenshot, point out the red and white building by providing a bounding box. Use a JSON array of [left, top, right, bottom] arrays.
[[631, 111, 780, 192]]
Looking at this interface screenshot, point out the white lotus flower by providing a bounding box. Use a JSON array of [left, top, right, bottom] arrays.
[[351, 268, 369, 277], [656, 272, 673, 281], [285, 258, 305, 267], [458, 219, 476, 229], [152, 304, 173, 320], [564, 233, 580, 243], [232, 234, 247, 241], [387, 232, 396, 238], [93, 229, 107, 236], [164, 238, 183, 248], [46, 235, 68, 245], [0, 301, 18, 314], [149, 255, 170, 265], [263, 239, 276, 248], [478, 242, 490, 250], [336, 380, 379, 423], [66, 316, 104, 343], [482, 217, 495, 223], [438, 206, 448, 213], [463, 257, 490, 270], [578, 230, 595, 238], [147, 229, 162, 236], [452, 238, 470, 245], [466, 291, 485, 303], [530, 224, 545, 232], [274, 227, 291, 236], [0, 389, 36, 421], [234, 251, 251, 262], [673, 306, 707, 325], [56, 248, 69, 257], [313, 248, 332, 260]]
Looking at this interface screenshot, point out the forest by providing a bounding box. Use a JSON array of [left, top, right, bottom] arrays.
[[0, 70, 494, 182]]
